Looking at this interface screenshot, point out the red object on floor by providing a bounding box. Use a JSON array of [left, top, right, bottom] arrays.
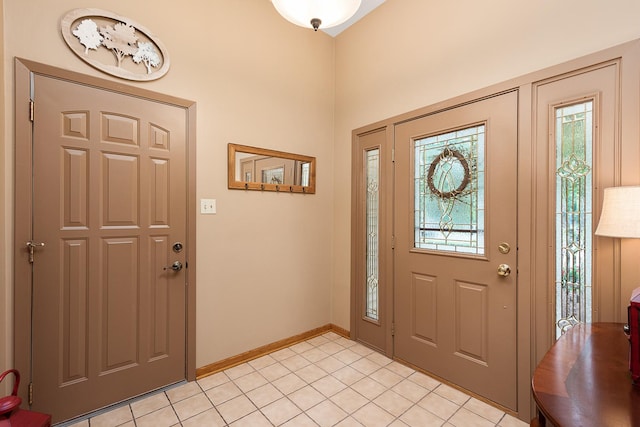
[[0, 409, 51, 427]]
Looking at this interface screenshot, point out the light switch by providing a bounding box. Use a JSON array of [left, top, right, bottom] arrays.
[[200, 198, 216, 214]]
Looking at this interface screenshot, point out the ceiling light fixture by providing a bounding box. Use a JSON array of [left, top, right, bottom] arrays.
[[271, 0, 362, 31]]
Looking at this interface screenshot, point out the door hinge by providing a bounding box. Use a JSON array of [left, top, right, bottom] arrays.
[[28, 382, 33, 406], [29, 100, 34, 122], [391, 235, 395, 250], [391, 147, 395, 163], [391, 323, 396, 336]]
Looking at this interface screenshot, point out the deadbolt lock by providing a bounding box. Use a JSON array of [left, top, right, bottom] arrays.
[[498, 242, 511, 254]]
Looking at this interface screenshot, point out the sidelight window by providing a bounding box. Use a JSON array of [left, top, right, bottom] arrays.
[[365, 148, 380, 321], [554, 101, 593, 338]]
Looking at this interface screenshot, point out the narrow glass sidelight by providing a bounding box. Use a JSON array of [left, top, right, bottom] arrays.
[[555, 101, 593, 338], [414, 125, 485, 255], [365, 148, 380, 321]]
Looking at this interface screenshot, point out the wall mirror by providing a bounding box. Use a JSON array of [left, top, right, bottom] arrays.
[[228, 143, 316, 194]]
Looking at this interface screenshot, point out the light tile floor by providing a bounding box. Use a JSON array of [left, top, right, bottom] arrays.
[[63, 332, 528, 427]]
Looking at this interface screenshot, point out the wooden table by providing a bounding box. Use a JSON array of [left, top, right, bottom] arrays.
[[531, 322, 640, 426]]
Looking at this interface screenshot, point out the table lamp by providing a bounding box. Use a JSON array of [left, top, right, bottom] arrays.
[[595, 186, 640, 238], [595, 185, 640, 385]]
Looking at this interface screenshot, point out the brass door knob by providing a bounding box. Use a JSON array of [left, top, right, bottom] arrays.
[[497, 264, 511, 277]]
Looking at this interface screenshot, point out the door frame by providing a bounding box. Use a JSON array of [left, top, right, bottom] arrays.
[[351, 39, 640, 422], [13, 57, 198, 404]]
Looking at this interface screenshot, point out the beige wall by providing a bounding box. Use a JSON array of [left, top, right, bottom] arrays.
[[331, 0, 640, 329], [2, 0, 335, 368], [5, 0, 640, 378]]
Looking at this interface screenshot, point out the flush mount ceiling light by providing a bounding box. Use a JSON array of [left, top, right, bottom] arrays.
[[272, 0, 362, 31]]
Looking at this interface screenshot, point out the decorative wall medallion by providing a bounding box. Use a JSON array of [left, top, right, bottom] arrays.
[[61, 8, 170, 81]]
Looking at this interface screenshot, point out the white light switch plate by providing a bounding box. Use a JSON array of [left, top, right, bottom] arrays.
[[200, 199, 216, 214]]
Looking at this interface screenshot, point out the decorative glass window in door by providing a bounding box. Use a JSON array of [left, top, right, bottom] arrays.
[[555, 101, 593, 338], [365, 148, 380, 321], [414, 125, 485, 255]]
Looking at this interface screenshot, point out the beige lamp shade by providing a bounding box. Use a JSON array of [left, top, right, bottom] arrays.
[[595, 186, 640, 238], [271, 0, 361, 30]]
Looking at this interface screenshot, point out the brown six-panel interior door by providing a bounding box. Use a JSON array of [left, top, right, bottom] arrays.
[[23, 71, 189, 423], [393, 91, 518, 410]]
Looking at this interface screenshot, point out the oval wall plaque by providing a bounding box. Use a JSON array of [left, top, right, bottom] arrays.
[[61, 8, 170, 81]]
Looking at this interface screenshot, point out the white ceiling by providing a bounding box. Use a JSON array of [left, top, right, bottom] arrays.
[[322, 0, 386, 37]]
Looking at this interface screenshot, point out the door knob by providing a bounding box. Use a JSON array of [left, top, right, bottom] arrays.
[[497, 264, 511, 277], [164, 261, 183, 272]]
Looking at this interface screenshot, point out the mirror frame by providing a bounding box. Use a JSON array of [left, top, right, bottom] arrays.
[[228, 143, 316, 194]]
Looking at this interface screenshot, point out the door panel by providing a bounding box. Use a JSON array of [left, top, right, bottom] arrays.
[[394, 91, 518, 409], [31, 74, 187, 422]]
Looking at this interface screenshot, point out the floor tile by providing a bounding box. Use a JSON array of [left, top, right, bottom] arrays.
[[229, 410, 274, 427], [261, 397, 303, 425], [281, 413, 320, 426], [301, 347, 330, 363], [258, 361, 292, 382], [245, 382, 284, 408], [216, 395, 257, 424], [197, 371, 230, 391], [181, 408, 226, 427], [407, 371, 441, 390], [369, 367, 403, 388], [334, 415, 366, 426], [232, 370, 269, 393], [281, 354, 312, 371], [316, 355, 347, 373], [433, 383, 472, 406], [330, 387, 369, 414], [351, 357, 383, 375], [288, 384, 327, 411], [134, 406, 179, 427], [296, 363, 329, 383], [248, 354, 278, 370], [272, 372, 307, 394], [331, 365, 366, 385], [400, 405, 446, 427], [351, 376, 388, 400], [448, 407, 496, 427], [312, 374, 348, 397], [352, 402, 395, 427], [373, 390, 413, 417], [166, 382, 202, 404], [318, 341, 347, 355], [463, 397, 505, 423], [386, 361, 416, 378], [89, 405, 133, 427], [80, 332, 528, 427], [498, 413, 530, 427], [306, 399, 349, 427], [419, 391, 462, 420], [224, 363, 255, 380], [172, 392, 213, 421], [334, 348, 363, 364], [130, 391, 170, 418], [392, 379, 430, 403], [205, 381, 243, 405], [290, 341, 315, 354]]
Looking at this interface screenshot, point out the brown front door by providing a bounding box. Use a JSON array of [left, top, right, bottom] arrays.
[[394, 91, 518, 409], [26, 72, 189, 422]]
